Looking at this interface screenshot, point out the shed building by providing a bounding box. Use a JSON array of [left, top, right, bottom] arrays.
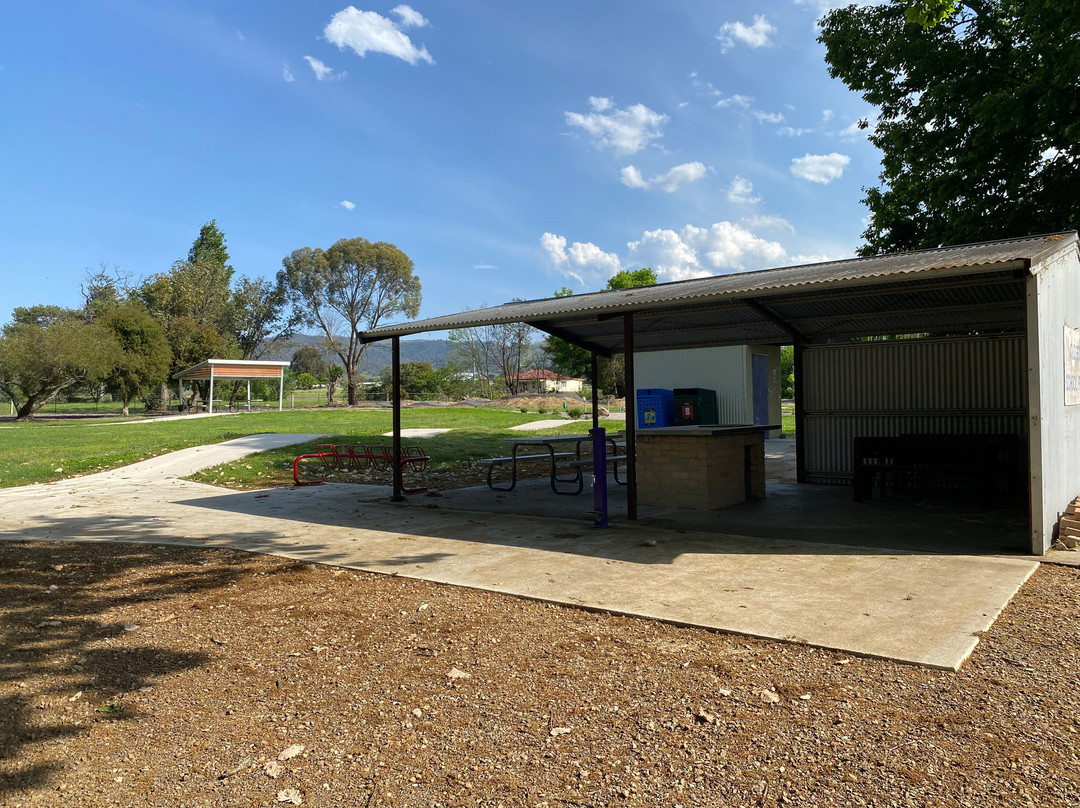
[[361, 232, 1080, 555]]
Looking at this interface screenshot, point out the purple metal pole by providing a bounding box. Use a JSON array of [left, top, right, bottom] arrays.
[[590, 427, 608, 527]]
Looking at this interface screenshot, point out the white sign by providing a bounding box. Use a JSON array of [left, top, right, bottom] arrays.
[[1066, 326, 1080, 406]]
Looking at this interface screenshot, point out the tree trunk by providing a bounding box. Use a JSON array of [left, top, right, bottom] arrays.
[[347, 377, 358, 405], [15, 397, 39, 420]]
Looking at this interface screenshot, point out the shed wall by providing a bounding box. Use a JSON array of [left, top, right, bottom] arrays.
[[1029, 244, 1080, 553], [634, 346, 751, 423], [802, 335, 1027, 484]]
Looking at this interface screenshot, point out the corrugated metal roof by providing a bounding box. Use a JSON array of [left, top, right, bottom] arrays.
[[361, 232, 1077, 353]]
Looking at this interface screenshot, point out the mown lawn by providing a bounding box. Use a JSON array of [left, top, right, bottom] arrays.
[[0, 408, 618, 489]]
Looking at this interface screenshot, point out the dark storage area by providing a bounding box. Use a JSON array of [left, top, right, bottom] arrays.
[[673, 388, 718, 426]]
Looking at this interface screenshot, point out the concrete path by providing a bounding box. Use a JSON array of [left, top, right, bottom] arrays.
[[381, 428, 454, 439], [0, 436, 1037, 670]]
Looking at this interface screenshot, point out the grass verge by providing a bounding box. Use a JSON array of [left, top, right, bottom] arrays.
[[0, 408, 615, 489]]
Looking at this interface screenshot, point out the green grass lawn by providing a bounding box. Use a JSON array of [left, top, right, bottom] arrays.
[[0, 408, 619, 489]]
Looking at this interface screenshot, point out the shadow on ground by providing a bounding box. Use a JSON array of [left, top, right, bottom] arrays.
[[0, 541, 302, 798]]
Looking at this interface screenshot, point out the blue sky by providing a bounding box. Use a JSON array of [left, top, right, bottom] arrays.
[[1, 1, 879, 325]]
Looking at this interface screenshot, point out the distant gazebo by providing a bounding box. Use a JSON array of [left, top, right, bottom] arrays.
[[172, 359, 291, 413]]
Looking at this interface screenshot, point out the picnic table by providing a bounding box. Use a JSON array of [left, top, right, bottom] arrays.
[[482, 433, 626, 495]]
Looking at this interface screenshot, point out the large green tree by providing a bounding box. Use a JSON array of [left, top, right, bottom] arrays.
[[139, 221, 243, 405], [98, 303, 172, 415], [820, 0, 1080, 255], [279, 238, 421, 405], [0, 306, 120, 420]]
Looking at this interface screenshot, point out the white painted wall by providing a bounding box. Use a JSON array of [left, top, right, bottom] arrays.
[[1028, 241, 1080, 553], [633, 345, 780, 425]]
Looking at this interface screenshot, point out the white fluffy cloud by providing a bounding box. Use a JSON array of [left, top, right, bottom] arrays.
[[540, 232, 623, 286], [726, 176, 761, 204], [790, 152, 851, 184], [621, 162, 708, 192], [716, 15, 776, 53], [741, 214, 795, 234], [542, 222, 788, 286], [565, 97, 668, 156], [715, 93, 752, 109], [840, 119, 874, 141], [753, 110, 784, 124], [324, 5, 434, 66], [304, 55, 346, 81], [628, 223, 788, 280], [282, 65, 295, 82], [339, 200, 356, 211]]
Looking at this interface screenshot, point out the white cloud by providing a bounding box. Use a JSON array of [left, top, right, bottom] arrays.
[[778, 126, 812, 137], [391, 4, 428, 28], [716, 15, 776, 53], [715, 93, 753, 109], [621, 161, 708, 192], [840, 118, 874, 141], [787, 251, 841, 265], [727, 176, 761, 204], [794, 0, 847, 18], [324, 5, 434, 66], [688, 73, 722, 99], [565, 97, 668, 156], [753, 110, 784, 124], [741, 214, 795, 234], [628, 222, 788, 280], [282, 65, 295, 82], [339, 200, 356, 211], [821, 109, 835, 123], [790, 152, 851, 184], [473, 263, 498, 270], [543, 222, 789, 286], [304, 55, 346, 81], [540, 232, 622, 286]]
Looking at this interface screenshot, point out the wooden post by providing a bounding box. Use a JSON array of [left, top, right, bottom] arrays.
[[392, 336, 404, 501], [623, 313, 637, 520]]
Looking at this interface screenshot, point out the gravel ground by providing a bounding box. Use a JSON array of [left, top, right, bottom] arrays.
[[2, 540, 1078, 808]]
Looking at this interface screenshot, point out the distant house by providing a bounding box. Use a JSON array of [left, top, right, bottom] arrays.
[[513, 369, 584, 394]]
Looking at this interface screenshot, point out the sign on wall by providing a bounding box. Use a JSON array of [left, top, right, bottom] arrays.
[[1066, 326, 1080, 406]]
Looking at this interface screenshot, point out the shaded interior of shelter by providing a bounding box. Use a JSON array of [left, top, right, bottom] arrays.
[[431, 439, 1031, 557]]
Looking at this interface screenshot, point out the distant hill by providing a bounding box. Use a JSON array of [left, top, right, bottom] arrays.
[[261, 335, 456, 374]]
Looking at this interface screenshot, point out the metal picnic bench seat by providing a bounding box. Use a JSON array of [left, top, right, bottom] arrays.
[[293, 443, 430, 493], [481, 434, 627, 495]]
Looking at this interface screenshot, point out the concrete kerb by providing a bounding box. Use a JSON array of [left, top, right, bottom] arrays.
[[0, 435, 1039, 671]]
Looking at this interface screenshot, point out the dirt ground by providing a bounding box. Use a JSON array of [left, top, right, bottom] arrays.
[[2, 541, 1078, 808]]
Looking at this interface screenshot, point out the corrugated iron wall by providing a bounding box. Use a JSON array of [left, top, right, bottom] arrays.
[[803, 335, 1026, 483]]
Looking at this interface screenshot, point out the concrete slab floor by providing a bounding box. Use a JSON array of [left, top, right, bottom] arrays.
[[0, 435, 1039, 670]]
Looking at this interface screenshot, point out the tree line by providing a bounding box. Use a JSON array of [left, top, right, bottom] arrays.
[[0, 222, 425, 419], [0, 217, 657, 420]]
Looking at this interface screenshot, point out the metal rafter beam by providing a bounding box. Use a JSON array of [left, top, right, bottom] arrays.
[[743, 298, 810, 344]]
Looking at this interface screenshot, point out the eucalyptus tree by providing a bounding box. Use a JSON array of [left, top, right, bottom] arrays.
[[279, 238, 421, 405]]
